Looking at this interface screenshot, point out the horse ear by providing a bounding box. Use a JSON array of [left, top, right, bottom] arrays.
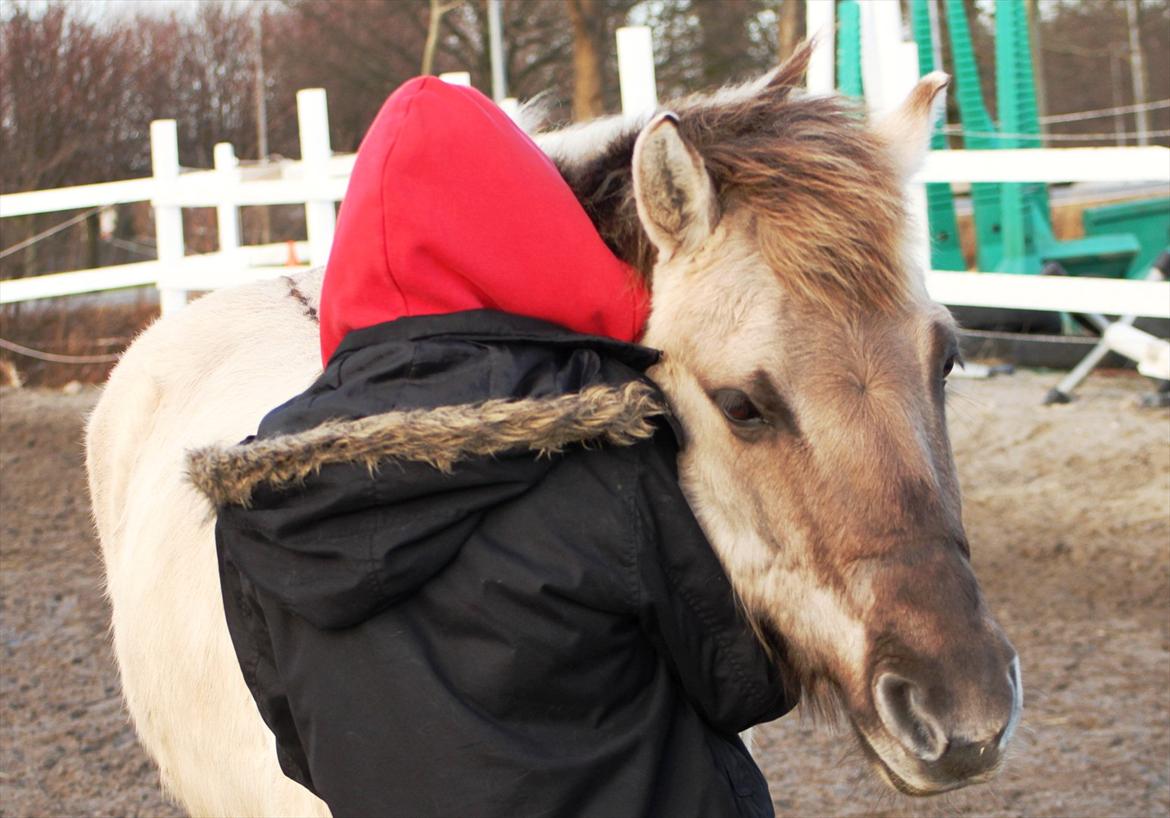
[[873, 72, 950, 178], [632, 112, 718, 260]]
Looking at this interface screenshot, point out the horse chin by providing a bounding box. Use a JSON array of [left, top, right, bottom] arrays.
[[851, 724, 999, 798]]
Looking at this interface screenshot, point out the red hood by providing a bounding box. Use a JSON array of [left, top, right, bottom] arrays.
[[319, 77, 649, 364]]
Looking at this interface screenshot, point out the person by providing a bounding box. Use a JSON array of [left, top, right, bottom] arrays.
[[189, 76, 797, 818]]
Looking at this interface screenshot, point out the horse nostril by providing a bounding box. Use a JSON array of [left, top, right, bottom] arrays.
[[874, 672, 948, 763], [999, 654, 1024, 751]]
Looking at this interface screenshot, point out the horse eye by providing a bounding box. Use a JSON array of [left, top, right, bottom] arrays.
[[942, 354, 961, 379], [713, 389, 764, 425]]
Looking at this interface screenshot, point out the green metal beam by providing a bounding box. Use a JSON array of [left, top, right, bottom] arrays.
[[836, 0, 864, 99], [943, 0, 1005, 271], [910, 0, 966, 270], [995, 0, 1046, 272]]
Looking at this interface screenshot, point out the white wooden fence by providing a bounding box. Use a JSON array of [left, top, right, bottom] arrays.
[[1, 25, 1168, 322], [0, 87, 346, 312]]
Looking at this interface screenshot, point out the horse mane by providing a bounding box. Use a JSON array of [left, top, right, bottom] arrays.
[[547, 43, 910, 315]]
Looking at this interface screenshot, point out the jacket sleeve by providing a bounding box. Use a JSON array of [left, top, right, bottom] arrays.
[[216, 527, 318, 796], [630, 437, 799, 735]]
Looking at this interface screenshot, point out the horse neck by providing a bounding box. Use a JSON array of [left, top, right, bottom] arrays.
[[536, 118, 653, 280]]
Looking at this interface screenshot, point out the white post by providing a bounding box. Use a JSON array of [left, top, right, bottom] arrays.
[[1125, 0, 1151, 146], [926, 0, 945, 75], [860, 0, 911, 116], [438, 71, 472, 86], [150, 119, 187, 314], [213, 142, 242, 268], [805, 0, 836, 93], [297, 88, 335, 269], [487, 0, 507, 102], [850, 1, 929, 273], [616, 26, 657, 117], [499, 97, 522, 124]]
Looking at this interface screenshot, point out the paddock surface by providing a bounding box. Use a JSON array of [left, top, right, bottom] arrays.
[[1, 370, 1167, 818]]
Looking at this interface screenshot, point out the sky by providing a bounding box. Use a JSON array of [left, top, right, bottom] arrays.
[[5, 0, 258, 25]]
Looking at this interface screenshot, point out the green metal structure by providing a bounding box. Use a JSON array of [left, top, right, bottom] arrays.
[[839, 0, 1144, 281], [1083, 197, 1170, 279], [938, 0, 1138, 277], [909, 0, 966, 270], [942, 0, 1008, 272], [836, 1, 864, 99], [990, 0, 1138, 277], [993, 0, 1044, 272]]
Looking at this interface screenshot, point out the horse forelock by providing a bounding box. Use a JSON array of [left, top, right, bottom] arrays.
[[548, 43, 913, 316]]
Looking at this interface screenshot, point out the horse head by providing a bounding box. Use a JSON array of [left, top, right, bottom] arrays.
[[546, 45, 1021, 797]]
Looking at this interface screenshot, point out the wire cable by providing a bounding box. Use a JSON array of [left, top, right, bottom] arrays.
[[1040, 99, 1170, 125], [0, 207, 104, 260], [939, 127, 1170, 142], [0, 337, 121, 364], [106, 236, 157, 257]]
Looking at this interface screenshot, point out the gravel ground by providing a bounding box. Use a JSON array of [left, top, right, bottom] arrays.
[[1, 388, 182, 818], [1, 369, 1168, 818]]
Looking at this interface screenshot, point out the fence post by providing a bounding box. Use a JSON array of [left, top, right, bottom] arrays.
[[806, 0, 837, 93], [846, 2, 931, 272], [499, 97, 522, 124], [297, 88, 335, 269], [616, 26, 657, 117], [213, 142, 242, 268], [150, 119, 187, 314], [860, 0, 913, 116]]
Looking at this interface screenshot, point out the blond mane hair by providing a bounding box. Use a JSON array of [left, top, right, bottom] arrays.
[[558, 44, 910, 316]]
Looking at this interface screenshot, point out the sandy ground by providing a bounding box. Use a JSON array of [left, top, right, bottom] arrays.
[[1, 369, 1168, 818]]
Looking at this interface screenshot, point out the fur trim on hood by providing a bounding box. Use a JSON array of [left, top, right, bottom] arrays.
[[187, 381, 665, 508]]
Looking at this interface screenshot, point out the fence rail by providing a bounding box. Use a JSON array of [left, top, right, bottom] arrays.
[[0, 242, 309, 305], [915, 147, 1170, 184], [2, 48, 1169, 320], [924, 272, 1169, 319], [1, 178, 156, 217]]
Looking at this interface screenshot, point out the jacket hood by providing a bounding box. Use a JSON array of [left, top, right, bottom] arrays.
[[318, 76, 650, 365], [189, 312, 668, 629]]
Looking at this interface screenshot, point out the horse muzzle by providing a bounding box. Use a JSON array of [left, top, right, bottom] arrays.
[[862, 652, 1022, 795]]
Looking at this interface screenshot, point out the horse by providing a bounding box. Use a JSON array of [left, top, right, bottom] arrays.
[[86, 47, 1020, 817]]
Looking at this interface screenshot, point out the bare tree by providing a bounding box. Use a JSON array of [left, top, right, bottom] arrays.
[[423, 0, 465, 75], [692, 1, 748, 85], [1124, 0, 1150, 144], [777, 0, 804, 63], [566, 0, 605, 120], [1036, 0, 1168, 147], [1, 3, 136, 276], [273, 1, 444, 150]]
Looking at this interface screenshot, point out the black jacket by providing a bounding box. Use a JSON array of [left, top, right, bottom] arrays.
[[189, 310, 797, 818]]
